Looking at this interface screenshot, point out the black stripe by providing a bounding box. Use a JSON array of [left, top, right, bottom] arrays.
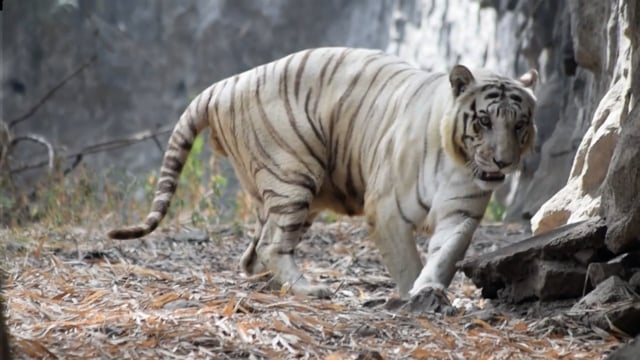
[[340, 56, 386, 166], [151, 200, 168, 213], [204, 86, 215, 119], [211, 80, 234, 157], [283, 54, 326, 169], [269, 201, 309, 215], [485, 92, 500, 100], [434, 149, 443, 173], [254, 79, 316, 175], [360, 68, 414, 173], [172, 130, 193, 151], [509, 94, 522, 102], [327, 48, 351, 84], [447, 190, 492, 202], [278, 223, 305, 233], [313, 52, 338, 141], [395, 192, 415, 226], [185, 110, 198, 137], [294, 49, 313, 101], [158, 178, 177, 194], [443, 209, 483, 222], [345, 156, 360, 200], [249, 124, 318, 196], [145, 217, 159, 228], [304, 89, 326, 146], [163, 154, 184, 172], [261, 189, 288, 201], [416, 149, 431, 213]]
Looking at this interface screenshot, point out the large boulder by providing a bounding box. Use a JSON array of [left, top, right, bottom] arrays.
[[530, 0, 634, 234], [600, 0, 640, 254]]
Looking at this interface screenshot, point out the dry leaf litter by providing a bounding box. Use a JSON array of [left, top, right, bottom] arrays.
[[0, 220, 625, 359]]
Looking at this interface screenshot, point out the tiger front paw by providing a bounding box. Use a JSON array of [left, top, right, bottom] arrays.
[[405, 287, 458, 316], [383, 286, 457, 315]]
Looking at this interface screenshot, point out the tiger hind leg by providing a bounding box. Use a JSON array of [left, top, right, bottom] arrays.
[[249, 192, 331, 298], [240, 208, 267, 275], [241, 209, 318, 276]]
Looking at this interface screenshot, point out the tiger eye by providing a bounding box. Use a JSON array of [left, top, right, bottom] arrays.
[[514, 120, 527, 131], [479, 116, 492, 128]]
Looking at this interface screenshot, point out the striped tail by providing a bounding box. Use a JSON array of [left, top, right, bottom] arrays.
[[107, 90, 211, 240]]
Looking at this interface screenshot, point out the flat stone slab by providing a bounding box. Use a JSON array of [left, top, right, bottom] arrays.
[[459, 218, 608, 302]]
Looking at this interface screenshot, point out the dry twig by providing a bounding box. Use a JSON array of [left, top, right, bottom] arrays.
[[11, 134, 56, 173], [9, 125, 173, 174]]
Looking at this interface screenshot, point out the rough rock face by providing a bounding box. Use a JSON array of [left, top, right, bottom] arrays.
[[532, 0, 640, 245], [601, 0, 640, 254], [2, 0, 393, 175], [530, 0, 633, 235]]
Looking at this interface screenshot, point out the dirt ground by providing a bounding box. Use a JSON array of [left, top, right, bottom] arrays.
[[0, 220, 627, 359]]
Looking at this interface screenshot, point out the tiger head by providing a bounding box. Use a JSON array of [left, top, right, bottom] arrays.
[[443, 65, 538, 190]]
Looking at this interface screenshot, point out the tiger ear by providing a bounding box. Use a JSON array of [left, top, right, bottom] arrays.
[[449, 65, 475, 97], [518, 69, 538, 90]]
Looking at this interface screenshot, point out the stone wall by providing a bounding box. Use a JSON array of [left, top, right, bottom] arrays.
[[2, 0, 393, 176], [530, 0, 635, 238]]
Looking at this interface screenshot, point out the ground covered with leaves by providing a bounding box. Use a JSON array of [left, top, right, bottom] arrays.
[[0, 220, 627, 359]]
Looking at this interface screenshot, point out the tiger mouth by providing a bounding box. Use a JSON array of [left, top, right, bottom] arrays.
[[478, 171, 505, 182]]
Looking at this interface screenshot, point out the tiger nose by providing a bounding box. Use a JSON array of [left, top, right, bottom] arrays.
[[492, 158, 512, 169]]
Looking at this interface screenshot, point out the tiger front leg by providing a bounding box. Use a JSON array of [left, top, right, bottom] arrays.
[[408, 212, 482, 314], [371, 208, 423, 299]]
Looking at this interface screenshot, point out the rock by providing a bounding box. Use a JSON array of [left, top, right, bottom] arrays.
[[599, 0, 640, 255], [607, 335, 640, 360], [568, 0, 608, 72], [587, 262, 626, 287], [586, 252, 640, 287], [530, 0, 638, 235], [503, 0, 631, 222], [502, 260, 588, 302], [570, 276, 640, 336], [460, 219, 608, 302], [629, 272, 640, 293], [531, 78, 630, 235], [601, 103, 640, 253]]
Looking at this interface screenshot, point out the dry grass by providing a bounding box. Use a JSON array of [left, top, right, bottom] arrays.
[[0, 219, 625, 359]]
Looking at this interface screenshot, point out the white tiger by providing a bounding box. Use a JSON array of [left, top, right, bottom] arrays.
[[108, 47, 537, 311]]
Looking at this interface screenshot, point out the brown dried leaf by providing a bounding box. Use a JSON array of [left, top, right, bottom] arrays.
[[325, 352, 349, 360], [222, 293, 237, 317]]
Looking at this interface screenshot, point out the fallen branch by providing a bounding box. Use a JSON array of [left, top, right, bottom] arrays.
[[9, 125, 174, 174], [11, 134, 56, 173], [8, 54, 98, 129]]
